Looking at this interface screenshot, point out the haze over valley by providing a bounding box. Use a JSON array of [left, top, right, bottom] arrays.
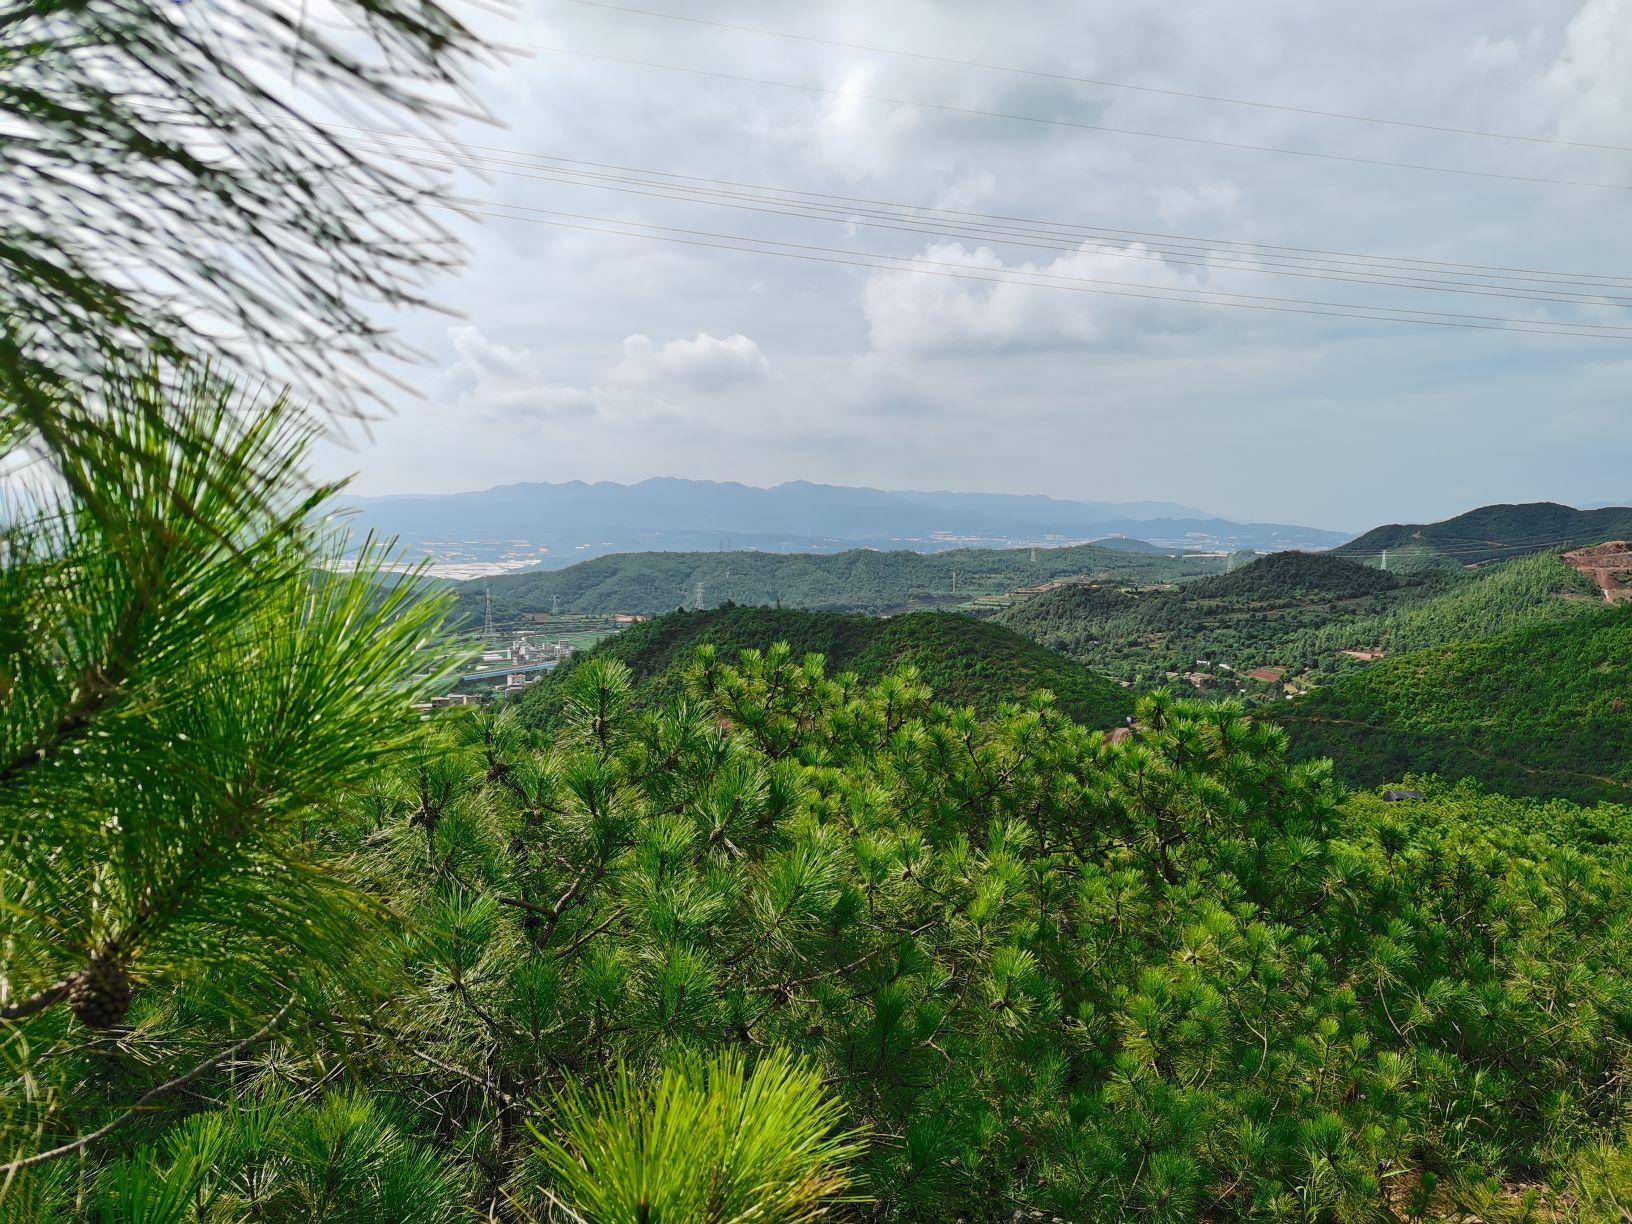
[[342, 475, 1351, 577]]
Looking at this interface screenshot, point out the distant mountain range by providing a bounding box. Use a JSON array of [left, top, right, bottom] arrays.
[[340, 478, 1350, 574]]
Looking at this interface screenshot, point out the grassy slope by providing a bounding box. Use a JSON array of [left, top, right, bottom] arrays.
[[1275, 605, 1632, 804], [517, 606, 1135, 731], [454, 542, 1213, 622]]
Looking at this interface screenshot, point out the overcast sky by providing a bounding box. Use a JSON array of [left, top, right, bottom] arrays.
[[316, 0, 1632, 531]]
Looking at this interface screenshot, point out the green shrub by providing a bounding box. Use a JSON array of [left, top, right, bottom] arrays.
[[531, 1050, 862, 1223]]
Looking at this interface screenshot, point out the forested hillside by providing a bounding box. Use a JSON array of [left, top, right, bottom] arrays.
[[1189, 549, 1402, 600], [516, 604, 1135, 730], [996, 550, 1597, 687], [453, 540, 1213, 620], [1276, 605, 1632, 803], [995, 551, 1430, 682], [1335, 501, 1632, 570], [1277, 551, 1599, 665]]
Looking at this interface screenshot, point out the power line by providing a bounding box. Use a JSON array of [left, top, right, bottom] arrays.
[[429, 194, 1632, 340], [558, 0, 1632, 157], [1337, 534, 1616, 559], [192, 103, 1628, 337], [487, 160, 1632, 299], [417, 138, 1632, 285], [449, 196, 1632, 339], [508, 40, 1632, 193], [343, 135, 1632, 310], [169, 104, 1632, 289]]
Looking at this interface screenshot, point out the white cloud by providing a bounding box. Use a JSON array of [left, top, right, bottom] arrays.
[[860, 240, 1261, 354], [318, 0, 1632, 525], [420, 326, 776, 436], [447, 325, 533, 381], [1538, 0, 1632, 144], [613, 332, 774, 389], [1153, 180, 1245, 227]]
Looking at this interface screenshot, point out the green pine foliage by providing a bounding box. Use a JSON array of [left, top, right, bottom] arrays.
[[531, 1050, 863, 1222], [1276, 604, 1632, 803], [12, 419, 1632, 1215], [2, 0, 483, 437], [13, 1090, 464, 1223], [0, 368, 463, 1203], [205, 646, 1632, 1219], [516, 605, 1135, 732]]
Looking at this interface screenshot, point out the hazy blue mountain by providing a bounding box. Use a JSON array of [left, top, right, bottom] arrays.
[[1087, 537, 1173, 555], [340, 478, 1348, 572]]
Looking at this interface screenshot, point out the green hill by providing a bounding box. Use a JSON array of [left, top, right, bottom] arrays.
[[516, 606, 1135, 731], [995, 551, 1598, 689], [1187, 550, 1400, 600], [995, 551, 1428, 683], [990, 583, 1139, 643], [1275, 605, 1632, 803], [453, 542, 1216, 623], [1335, 501, 1632, 570], [1279, 551, 1599, 662]]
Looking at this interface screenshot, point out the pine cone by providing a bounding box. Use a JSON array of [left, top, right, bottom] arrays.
[[68, 953, 133, 1029]]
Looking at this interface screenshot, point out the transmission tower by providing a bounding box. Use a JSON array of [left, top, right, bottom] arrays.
[[1381, 548, 1389, 572], [483, 586, 494, 638], [693, 581, 705, 610]]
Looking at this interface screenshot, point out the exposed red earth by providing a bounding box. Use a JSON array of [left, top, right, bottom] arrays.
[[1563, 541, 1632, 602]]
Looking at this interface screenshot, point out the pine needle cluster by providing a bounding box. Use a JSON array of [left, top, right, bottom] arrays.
[[0, 366, 463, 1200]]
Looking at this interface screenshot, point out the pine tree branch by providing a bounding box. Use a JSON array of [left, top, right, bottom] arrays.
[[498, 853, 608, 945], [0, 980, 70, 1022], [406, 1047, 517, 1107], [0, 993, 297, 1176], [756, 920, 939, 994], [0, 554, 156, 790], [550, 907, 626, 960]]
